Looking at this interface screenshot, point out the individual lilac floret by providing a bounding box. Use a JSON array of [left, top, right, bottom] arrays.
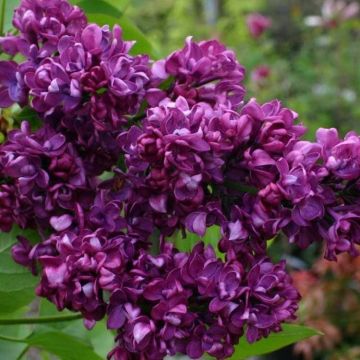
[[148, 37, 246, 110], [0, 61, 28, 108], [24, 57, 82, 115]]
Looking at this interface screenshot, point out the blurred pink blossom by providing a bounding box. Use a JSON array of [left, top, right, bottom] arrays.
[[251, 65, 271, 86], [305, 0, 359, 28], [246, 13, 272, 38]]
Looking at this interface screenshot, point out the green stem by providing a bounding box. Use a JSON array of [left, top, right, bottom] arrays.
[[0, 0, 6, 35], [0, 313, 83, 325]]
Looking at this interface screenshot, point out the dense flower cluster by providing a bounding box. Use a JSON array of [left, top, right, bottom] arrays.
[[0, 0, 359, 359], [108, 243, 298, 359]]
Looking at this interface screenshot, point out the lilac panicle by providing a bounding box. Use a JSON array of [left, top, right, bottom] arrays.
[[1, 1, 360, 359]]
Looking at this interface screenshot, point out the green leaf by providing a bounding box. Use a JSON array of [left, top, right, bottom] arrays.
[[74, 0, 122, 19], [62, 319, 115, 358], [71, 0, 158, 58], [2, 0, 18, 33], [0, 227, 38, 314], [231, 324, 321, 359], [26, 330, 103, 360], [0, 322, 30, 360], [71, 0, 129, 15], [87, 321, 115, 358], [170, 225, 224, 260], [0, 329, 103, 360], [117, 17, 159, 58]]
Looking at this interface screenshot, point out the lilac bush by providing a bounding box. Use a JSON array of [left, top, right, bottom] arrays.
[[0, 0, 359, 359]]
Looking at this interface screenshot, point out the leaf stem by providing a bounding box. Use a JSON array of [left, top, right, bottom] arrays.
[[0, 313, 83, 325]]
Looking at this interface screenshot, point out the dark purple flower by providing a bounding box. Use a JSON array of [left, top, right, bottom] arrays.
[[0, 122, 94, 229], [35, 229, 136, 323], [326, 209, 360, 260], [317, 128, 360, 180], [245, 259, 300, 343], [12, 0, 87, 48], [149, 37, 246, 109], [0, 184, 18, 232], [24, 58, 81, 115]]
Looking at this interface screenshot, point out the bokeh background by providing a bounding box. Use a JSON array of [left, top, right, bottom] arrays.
[[125, 1, 360, 359]]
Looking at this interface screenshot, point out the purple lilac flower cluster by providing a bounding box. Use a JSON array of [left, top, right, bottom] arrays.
[[0, 0, 359, 359]]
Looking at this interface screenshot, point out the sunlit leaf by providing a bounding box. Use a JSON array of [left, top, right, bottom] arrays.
[[71, 0, 158, 58], [71, 0, 129, 15], [231, 324, 321, 359]]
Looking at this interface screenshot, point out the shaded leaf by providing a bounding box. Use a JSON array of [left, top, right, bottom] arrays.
[[14, 106, 42, 130], [0, 227, 38, 314], [118, 17, 159, 57], [75, 0, 122, 19], [0, 329, 104, 360]]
